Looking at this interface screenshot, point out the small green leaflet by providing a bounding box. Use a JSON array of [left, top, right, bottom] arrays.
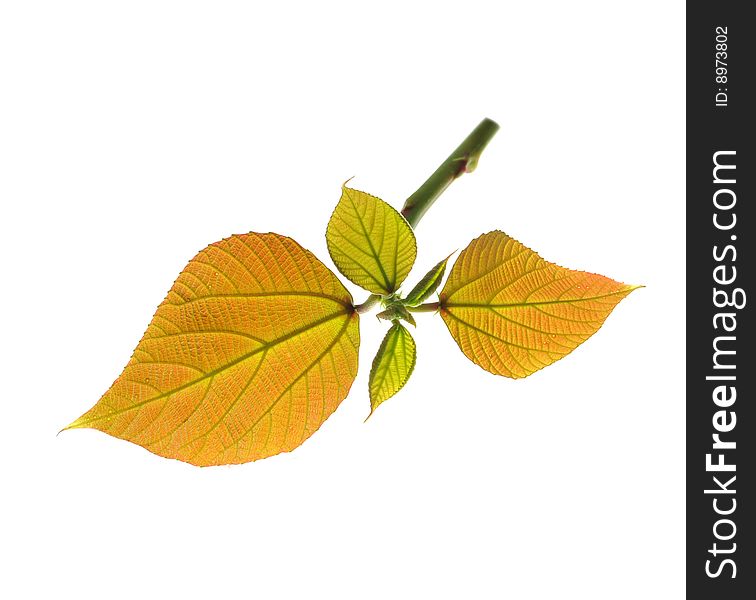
[[368, 322, 417, 418], [403, 254, 452, 306]]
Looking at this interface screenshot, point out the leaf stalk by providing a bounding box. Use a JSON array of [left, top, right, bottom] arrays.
[[354, 294, 381, 313], [407, 302, 440, 313]]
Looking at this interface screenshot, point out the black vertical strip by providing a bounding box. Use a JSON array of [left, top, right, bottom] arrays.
[[687, 3, 754, 598]]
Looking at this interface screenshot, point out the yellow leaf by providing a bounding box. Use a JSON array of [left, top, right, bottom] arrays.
[[368, 322, 416, 418], [439, 231, 639, 378], [326, 185, 417, 295], [66, 233, 360, 466]]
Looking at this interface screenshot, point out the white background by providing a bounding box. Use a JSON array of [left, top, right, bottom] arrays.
[[1, 2, 684, 598]]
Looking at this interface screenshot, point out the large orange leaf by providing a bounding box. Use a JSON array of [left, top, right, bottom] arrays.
[[67, 233, 360, 466], [439, 231, 639, 378]]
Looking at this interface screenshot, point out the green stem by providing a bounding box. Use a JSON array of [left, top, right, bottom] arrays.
[[407, 302, 440, 313], [354, 294, 381, 314], [400, 117, 500, 228], [356, 118, 498, 310]]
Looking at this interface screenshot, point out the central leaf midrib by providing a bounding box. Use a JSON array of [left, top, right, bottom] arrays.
[[75, 308, 352, 426], [173, 291, 351, 308], [344, 188, 393, 293], [442, 289, 631, 309]]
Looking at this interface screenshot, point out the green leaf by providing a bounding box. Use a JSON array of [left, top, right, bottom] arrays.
[[368, 322, 417, 418], [403, 253, 453, 306], [326, 185, 417, 295]]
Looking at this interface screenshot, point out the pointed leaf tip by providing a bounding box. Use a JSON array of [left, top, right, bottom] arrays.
[[440, 231, 639, 378]]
